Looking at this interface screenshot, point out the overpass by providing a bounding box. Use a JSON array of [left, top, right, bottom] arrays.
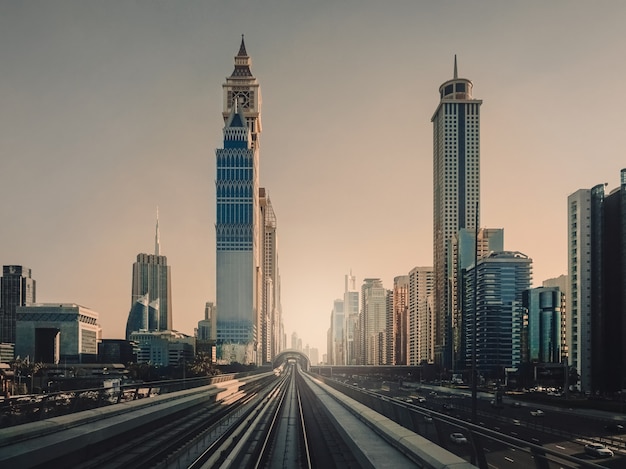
[[272, 348, 310, 370]]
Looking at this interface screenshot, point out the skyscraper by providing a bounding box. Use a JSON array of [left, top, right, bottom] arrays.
[[522, 287, 563, 364], [343, 271, 359, 365], [450, 228, 503, 369], [432, 57, 482, 368], [408, 266, 434, 365], [129, 212, 172, 333], [389, 275, 409, 365], [464, 251, 531, 377], [259, 188, 281, 364], [215, 37, 261, 364], [360, 278, 387, 365], [568, 169, 626, 393], [0, 265, 36, 344], [329, 298, 345, 365]]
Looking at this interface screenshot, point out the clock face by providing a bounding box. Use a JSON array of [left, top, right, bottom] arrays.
[[230, 90, 252, 109]]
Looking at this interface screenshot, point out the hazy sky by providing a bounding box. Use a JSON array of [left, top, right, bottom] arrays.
[[1, 1, 625, 355]]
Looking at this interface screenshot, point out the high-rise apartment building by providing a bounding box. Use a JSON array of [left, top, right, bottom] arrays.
[[344, 271, 359, 365], [568, 188, 594, 392], [259, 188, 281, 364], [0, 265, 36, 344], [360, 278, 387, 365], [388, 275, 409, 365], [408, 266, 434, 365], [329, 298, 345, 365], [432, 57, 482, 368], [450, 228, 503, 369], [464, 252, 531, 377], [569, 169, 626, 393], [129, 213, 172, 334]]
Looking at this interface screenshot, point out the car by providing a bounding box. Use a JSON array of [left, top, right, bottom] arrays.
[[416, 396, 426, 403], [510, 401, 522, 408], [450, 432, 468, 444], [584, 443, 614, 458], [530, 409, 545, 417], [605, 423, 625, 433], [423, 414, 433, 423]]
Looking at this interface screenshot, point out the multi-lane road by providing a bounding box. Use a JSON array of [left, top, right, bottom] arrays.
[[372, 381, 625, 469]]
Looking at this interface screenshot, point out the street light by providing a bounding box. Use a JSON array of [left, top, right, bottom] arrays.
[[471, 200, 479, 424]]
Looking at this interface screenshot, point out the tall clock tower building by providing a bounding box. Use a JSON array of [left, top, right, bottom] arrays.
[[222, 35, 262, 150], [215, 37, 261, 364]]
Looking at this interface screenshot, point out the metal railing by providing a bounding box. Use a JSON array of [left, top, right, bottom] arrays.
[[0, 373, 238, 429]]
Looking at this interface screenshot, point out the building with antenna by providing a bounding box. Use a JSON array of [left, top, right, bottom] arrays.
[[127, 210, 172, 336], [432, 56, 482, 369]]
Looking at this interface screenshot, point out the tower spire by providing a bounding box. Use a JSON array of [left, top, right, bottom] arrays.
[[454, 54, 458, 79], [238, 34, 247, 56], [155, 206, 160, 256]]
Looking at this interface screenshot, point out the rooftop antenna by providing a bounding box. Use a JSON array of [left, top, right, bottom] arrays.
[[454, 54, 458, 79], [155, 206, 160, 256]]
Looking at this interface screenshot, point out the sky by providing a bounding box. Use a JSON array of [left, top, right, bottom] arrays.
[[1, 1, 625, 355]]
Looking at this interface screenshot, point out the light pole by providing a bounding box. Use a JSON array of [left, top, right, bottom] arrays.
[[471, 201, 479, 424]]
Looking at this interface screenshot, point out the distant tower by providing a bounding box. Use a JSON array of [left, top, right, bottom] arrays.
[[129, 211, 172, 333], [432, 56, 482, 368], [0, 266, 36, 344], [197, 302, 217, 341], [389, 275, 409, 365], [408, 266, 434, 365], [329, 298, 345, 365], [344, 271, 359, 365], [215, 38, 261, 364], [259, 188, 281, 364], [361, 278, 386, 365]]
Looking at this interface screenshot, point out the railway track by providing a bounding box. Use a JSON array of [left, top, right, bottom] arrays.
[[31, 372, 284, 469]]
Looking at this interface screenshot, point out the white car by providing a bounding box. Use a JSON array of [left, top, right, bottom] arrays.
[[530, 409, 545, 417], [584, 443, 613, 458], [450, 432, 468, 444]]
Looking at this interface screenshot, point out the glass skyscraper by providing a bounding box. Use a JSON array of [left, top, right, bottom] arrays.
[[0, 265, 36, 344], [129, 214, 172, 334], [215, 37, 261, 364], [463, 251, 531, 377]]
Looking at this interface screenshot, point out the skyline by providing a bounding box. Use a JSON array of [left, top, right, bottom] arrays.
[[1, 2, 626, 355]]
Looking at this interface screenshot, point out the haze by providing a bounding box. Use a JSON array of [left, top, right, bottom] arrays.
[[1, 1, 624, 354]]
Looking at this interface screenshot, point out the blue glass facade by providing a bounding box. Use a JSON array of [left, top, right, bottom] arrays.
[[523, 287, 562, 364], [215, 104, 258, 357], [464, 251, 531, 377]]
